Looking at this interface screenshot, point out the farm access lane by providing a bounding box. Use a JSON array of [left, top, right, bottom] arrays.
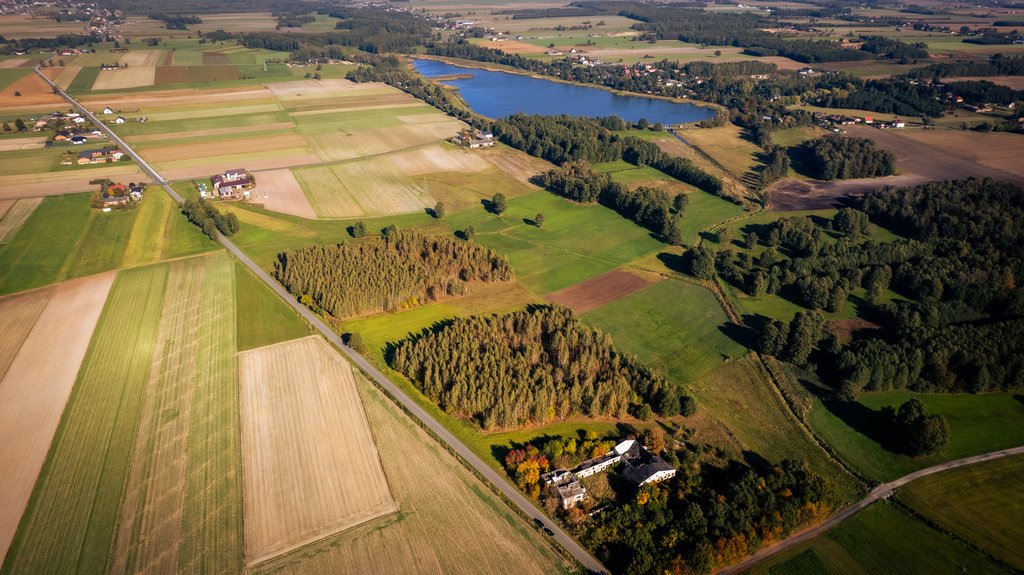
[[717, 445, 1024, 575], [36, 67, 610, 575]]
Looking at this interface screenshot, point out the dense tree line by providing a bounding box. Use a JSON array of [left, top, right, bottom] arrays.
[[180, 199, 238, 240], [492, 114, 723, 197], [757, 145, 790, 190], [273, 230, 511, 319], [946, 79, 1024, 105], [389, 305, 685, 429], [858, 35, 929, 60], [541, 161, 683, 244], [801, 135, 895, 180], [908, 54, 1024, 79], [576, 457, 836, 574], [240, 7, 432, 55], [813, 79, 947, 116], [347, 54, 473, 122], [148, 13, 202, 30]]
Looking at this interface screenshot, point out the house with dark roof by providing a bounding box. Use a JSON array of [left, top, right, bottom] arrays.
[[212, 168, 254, 198]]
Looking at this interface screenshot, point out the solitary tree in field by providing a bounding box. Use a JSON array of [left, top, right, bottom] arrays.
[[636, 118, 649, 130], [534, 213, 544, 228], [464, 225, 476, 241], [434, 201, 446, 219], [13, 91, 20, 98], [689, 246, 715, 280], [672, 192, 688, 214], [14, 118, 26, 131], [491, 193, 506, 215], [2, 122, 10, 132], [350, 221, 367, 238]]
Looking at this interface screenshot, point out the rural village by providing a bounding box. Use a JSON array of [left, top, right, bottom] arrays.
[[0, 1, 1022, 575]]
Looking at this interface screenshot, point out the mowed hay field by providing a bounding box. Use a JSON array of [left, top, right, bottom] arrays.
[[251, 372, 569, 575], [249, 168, 316, 219], [92, 67, 157, 91], [238, 336, 397, 566], [898, 455, 1024, 569], [0, 197, 42, 243], [3, 253, 243, 575], [0, 273, 115, 563], [296, 157, 435, 218]]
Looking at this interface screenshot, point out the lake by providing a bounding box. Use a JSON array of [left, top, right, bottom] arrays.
[[412, 59, 715, 125]]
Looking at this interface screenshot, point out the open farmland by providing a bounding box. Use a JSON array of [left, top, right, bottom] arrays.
[[0, 67, 63, 106], [546, 268, 656, 314], [250, 372, 569, 575], [296, 159, 435, 218], [0, 197, 42, 242], [0, 272, 115, 566], [249, 169, 316, 219], [3, 253, 243, 575], [238, 336, 397, 566], [0, 164, 143, 201], [92, 66, 157, 91], [899, 455, 1024, 569], [0, 15, 87, 39]]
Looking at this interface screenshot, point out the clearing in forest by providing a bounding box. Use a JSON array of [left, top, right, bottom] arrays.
[[238, 336, 396, 566], [0, 272, 115, 565]]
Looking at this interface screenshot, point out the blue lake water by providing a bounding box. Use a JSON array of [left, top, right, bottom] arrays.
[[412, 59, 714, 125]]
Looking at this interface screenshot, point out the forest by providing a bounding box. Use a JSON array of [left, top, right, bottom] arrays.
[[907, 54, 1024, 79], [388, 306, 687, 429], [272, 230, 512, 319], [180, 199, 238, 240], [800, 135, 896, 180], [731, 179, 1024, 398]]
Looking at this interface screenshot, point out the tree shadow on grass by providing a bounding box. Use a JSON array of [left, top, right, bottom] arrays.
[[820, 397, 893, 449]]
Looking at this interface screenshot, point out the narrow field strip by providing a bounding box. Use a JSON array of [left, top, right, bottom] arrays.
[[0, 197, 43, 243], [1, 265, 168, 575], [122, 191, 172, 268], [0, 272, 117, 567], [238, 336, 397, 566], [0, 287, 52, 380]]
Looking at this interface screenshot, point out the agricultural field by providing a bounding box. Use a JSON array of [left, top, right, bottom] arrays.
[[676, 124, 762, 181], [0, 192, 217, 295], [807, 391, 1024, 482], [546, 268, 656, 314], [0, 197, 41, 243], [750, 503, 1007, 575], [898, 454, 1024, 570], [0, 273, 115, 563], [0, 15, 87, 39], [2, 253, 243, 575], [238, 336, 397, 566], [235, 261, 310, 351], [250, 371, 570, 575]]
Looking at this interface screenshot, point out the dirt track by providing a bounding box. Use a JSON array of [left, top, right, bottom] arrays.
[[769, 126, 1024, 211]]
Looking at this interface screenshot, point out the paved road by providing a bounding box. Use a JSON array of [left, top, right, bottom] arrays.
[[718, 445, 1024, 574], [36, 68, 609, 575]]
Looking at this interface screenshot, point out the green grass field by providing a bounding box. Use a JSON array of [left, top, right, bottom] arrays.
[[234, 260, 310, 351], [582, 278, 747, 385], [66, 66, 100, 94], [677, 191, 747, 246], [2, 253, 243, 575], [444, 190, 664, 295], [0, 192, 218, 295], [0, 68, 30, 91], [899, 454, 1024, 570], [750, 503, 1007, 575], [808, 391, 1024, 481]]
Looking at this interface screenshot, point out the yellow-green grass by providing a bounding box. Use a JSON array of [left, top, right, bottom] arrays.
[[593, 160, 674, 185], [234, 260, 310, 351], [444, 190, 665, 295], [808, 391, 1024, 482], [151, 145, 313, 172], [772, 126, 821, 148], [677, 190, 747, 246], [2, 262, 169, 575], [296, 159, 434, 218], [749, 503, 1006, 575], [582, 278, 748, 385], [59, 203, 140, 279], [0, 68, 29, 91], [111, 111, 292, 137], [66, 66, 100, 94], [898, 454, 1024, 570], [0, 194, 91, 295], [417, 165, 536, 213], [4, 254, 243, 574], [676, 124, 762, 178], [0, 147, 67, 176]]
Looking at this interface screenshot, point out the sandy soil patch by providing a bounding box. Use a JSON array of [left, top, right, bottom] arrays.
[[0, 166, 144, 200], [546, 269, 657, 313], [0, 197, 43, 242], [159, 154, 321, 182], [0, 68, 63, 106], [125, 122, 295, 144], [53, 65, 81, 90], [0, 136, 46, 151], [92, 66, 156, 91], [0, 272, 116, 564], [239, 336, 397, 566], [248, 168, 316, 219], [119, 50, 162, 67], [141, 134, 307, 164], [0, 59, 28, 69], [945, 76, 1024, 90]]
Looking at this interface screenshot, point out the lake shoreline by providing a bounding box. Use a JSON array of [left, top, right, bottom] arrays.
[[408, 55, 724, 121]]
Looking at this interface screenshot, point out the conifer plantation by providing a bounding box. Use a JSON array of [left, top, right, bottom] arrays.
[[389, 306, 684, 429], [272, 230, 512, 319]]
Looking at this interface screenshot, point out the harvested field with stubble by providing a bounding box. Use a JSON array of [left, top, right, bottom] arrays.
[[546, 268, 657, 313], [92, 66, 156, 91], [305, 121, 463, 161], [238, 336, 397, 567], [0, 67, 62, 106], [250, 372, 569, 575], [299, 158, 435, 218], [3, 254, 242, 575], [141, 134, 308, 164], [250, 168, 316, 219], [0, 197, 42, 242], [53, 65, 81, 90], [0, 272, 115, 565], [119, 50, 162, 67]]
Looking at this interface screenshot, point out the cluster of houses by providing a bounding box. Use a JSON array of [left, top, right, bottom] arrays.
[[812, 112, 906, 131], [452, 128, 495, 149], [73, 147, 124, 165], [541, 439, 676, 510], [209, 168, 254, 199], [99, 181, 144, 208]]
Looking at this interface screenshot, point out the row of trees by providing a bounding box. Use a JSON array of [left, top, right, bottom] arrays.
[[801, 135, 896, 180], [272, 230, 511, 319], [389, 305, 687, 429], [180, 199, 238, 240], [541, 161, 684, 244]]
